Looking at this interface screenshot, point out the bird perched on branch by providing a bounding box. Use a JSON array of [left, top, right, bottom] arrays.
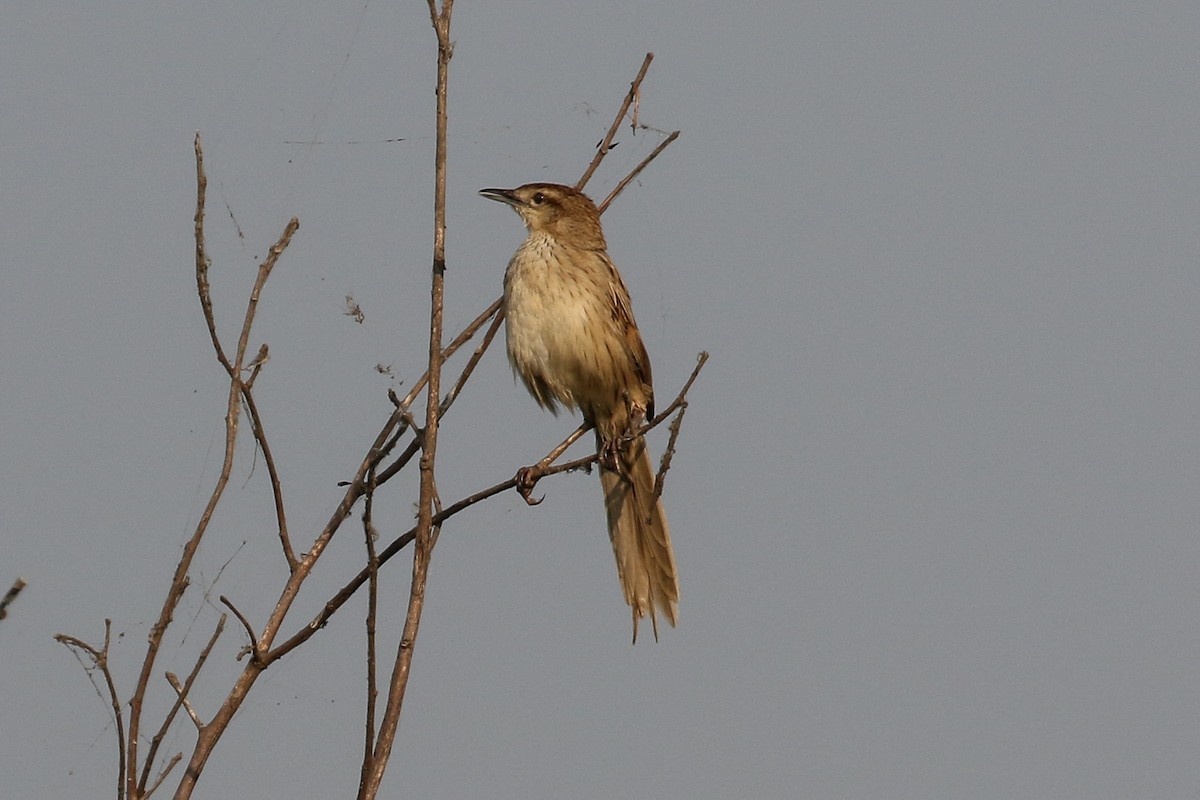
[[479, 182, 679, 642]]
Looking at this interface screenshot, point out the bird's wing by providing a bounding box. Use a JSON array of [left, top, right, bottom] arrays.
[[604, 258, 655, 421]]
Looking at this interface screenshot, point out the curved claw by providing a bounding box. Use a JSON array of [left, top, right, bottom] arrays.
[[598, 438, 622, 472], [515, 465, 546, 506]]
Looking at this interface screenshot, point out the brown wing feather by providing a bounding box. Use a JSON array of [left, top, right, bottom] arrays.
[[605, 260, 655, 421]]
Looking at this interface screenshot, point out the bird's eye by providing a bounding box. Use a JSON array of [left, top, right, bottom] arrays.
[[531, 192, 545, 205]]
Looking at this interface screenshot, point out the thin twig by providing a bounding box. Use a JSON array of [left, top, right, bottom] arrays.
[[219, 596, 258, 656], [194, 134, 229, 372], [0, 577, 26, 620], [243, 343, 270, 388], [55, 620, 126, 800], [240, 383, 297, 571], [130, 139, 299, 800], [374, 429, 423, 486], [399, 297, 503, 411], [577, 53, 655, 191], [359, 3, 454, 797], [139, 615, 226, 795], [438, 304, 505, 416], [652, 351, 708, 425], [235, 219, 299, 375], [166, 673, 204, 729], [359, 467, 380, 796], [653, 406, 686, 502], [597, 130, 680, 214], [370, 299, 504, 486], [143, 753, 182, 800], [543, 421, 592, 466]]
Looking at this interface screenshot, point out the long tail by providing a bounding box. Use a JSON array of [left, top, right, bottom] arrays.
[[600, 435, 679, 643]]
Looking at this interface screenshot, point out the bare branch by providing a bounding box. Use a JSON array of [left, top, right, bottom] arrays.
[[514, 420, 593, 505], [358, 469, 380, 797], [368, 298, 504, 488], [577, 53, 655, 191], [374, 427, 423, 487], [597, 130, 680, 214], [653, 406, 687, 502], [399, 297, 503, 411], [516, 351, 708, 501], [541, 420, 593, 464], [243, 344, 270, 386], [219, 596, 258, 657], [438, 303, 505, 417], [143, 752, 182, 800], [132, 139, 299, 798], [371, 303, 504, 487], [235, 218, 299, 373], [139, 614, 226, 795], [652, 350, 709, 424], [166, 673, 204, 729], [359, 3, 455, 796], [194, 133, 230, 373], [55, 620, 126, 800], [239, 380, 297, 571]]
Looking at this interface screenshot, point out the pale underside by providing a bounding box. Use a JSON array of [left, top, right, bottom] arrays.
[[503, 231, 654, 438]]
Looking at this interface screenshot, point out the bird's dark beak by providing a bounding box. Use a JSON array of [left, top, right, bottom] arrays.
[[478, 187, 521, 207]]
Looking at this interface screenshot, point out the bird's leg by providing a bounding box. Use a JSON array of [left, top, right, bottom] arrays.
[[515, 420, 593, 505], [598, 438, 623, 472], [599, 398, 648, 474], [626, 400, 648, 435]]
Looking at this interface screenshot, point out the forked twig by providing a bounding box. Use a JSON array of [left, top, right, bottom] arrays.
[[55, 620, 126, 800], [138, 615, 226, 795], [374, 301, 504, 486], [577, 52, 655, 191]]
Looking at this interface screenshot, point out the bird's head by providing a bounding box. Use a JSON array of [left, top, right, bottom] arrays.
[[479, 183, 606, 250]]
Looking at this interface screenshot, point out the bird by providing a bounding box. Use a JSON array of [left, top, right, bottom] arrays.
[[479, 182, 679, 642]]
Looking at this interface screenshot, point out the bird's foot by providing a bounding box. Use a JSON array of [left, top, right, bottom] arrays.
[[515, 464, 546, 506], [598, 437, 623, 472]]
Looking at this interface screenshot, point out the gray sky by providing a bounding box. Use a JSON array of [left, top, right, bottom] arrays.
[[4, 2, 1199, 798]]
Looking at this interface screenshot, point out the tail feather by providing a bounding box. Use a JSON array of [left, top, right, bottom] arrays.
[[600, 435, 679, 643]]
